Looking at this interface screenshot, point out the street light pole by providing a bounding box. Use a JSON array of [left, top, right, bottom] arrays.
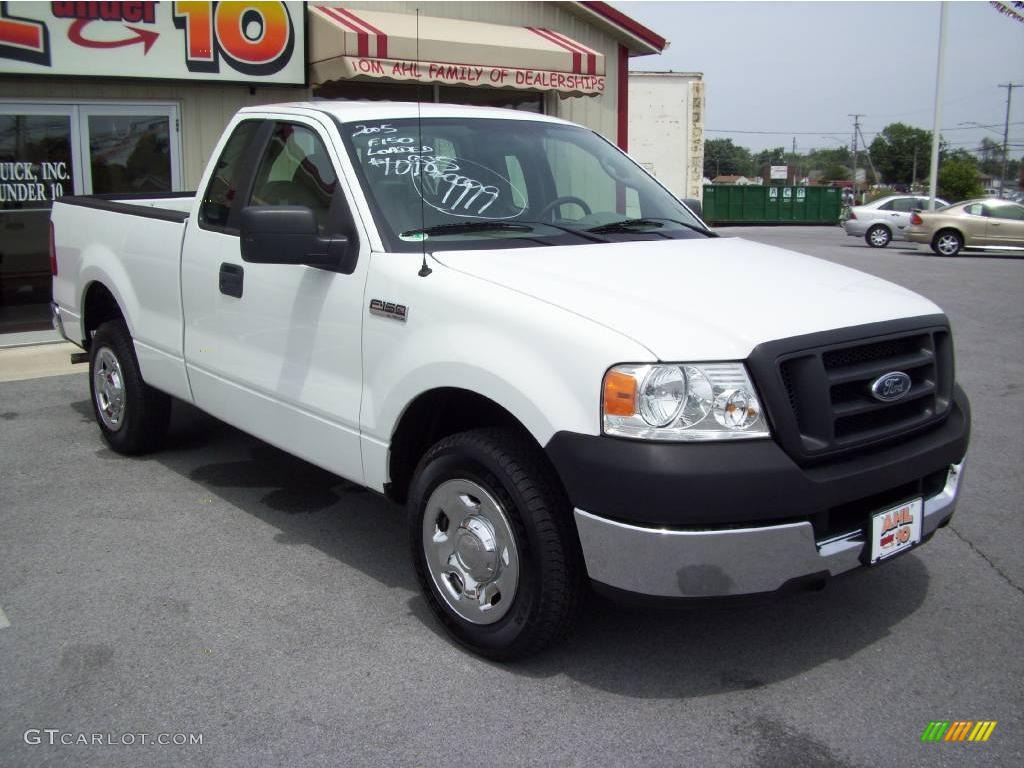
[[927, 2, 947, 210]]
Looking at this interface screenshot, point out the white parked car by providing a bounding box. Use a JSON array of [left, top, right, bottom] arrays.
[[843, 195, 948, 248], [50, 103, 970, 658]]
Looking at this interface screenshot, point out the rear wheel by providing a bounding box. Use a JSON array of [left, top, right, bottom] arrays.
[[865, 224, 892, 248], [408, 428, 584, 660], [931, 229, 963, 257], [89, 319, 170, 454]]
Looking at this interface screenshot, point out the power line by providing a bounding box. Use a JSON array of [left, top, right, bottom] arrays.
[[704, 121, 1022, 136]]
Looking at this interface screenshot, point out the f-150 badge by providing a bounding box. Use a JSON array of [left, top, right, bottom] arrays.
[[369, 299, 408, 322]]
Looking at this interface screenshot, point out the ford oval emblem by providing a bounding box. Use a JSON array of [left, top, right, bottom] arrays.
[[870, 371, 912, 402]]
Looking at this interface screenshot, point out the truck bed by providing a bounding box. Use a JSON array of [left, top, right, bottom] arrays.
[[56, 191, 196, 222], [51, 191, 196, 402]]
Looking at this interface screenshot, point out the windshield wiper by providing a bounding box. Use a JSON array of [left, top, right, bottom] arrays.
[[587, 217, 713, 237], [514, 220, 609, 243], [401, 220, 609, 243], [401, 221, 535, 237]]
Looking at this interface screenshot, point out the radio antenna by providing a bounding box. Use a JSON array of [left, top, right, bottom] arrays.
[[415, 7, 432, 277]]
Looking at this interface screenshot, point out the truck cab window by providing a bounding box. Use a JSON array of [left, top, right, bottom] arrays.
[[248, 123, 338, 234], [199, 121, 259, 229]]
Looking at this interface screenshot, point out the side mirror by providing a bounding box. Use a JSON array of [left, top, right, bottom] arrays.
[[239, 206, 353, 271], [682, 197, 703, 218]]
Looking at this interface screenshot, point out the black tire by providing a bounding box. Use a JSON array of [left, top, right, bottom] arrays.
[[88, 319, 170, 455], [931, 229, 963, 257], [408, 428, 585, 660], [865, 224, 891, 248]]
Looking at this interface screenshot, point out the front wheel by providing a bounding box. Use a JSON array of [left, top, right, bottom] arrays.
[[408, 428, 584, 660], [89, 319, 170, 454], [931, 229, 963, 257], [865, 224, 892, 248]]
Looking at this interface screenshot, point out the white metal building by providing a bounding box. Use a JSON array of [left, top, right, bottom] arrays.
[[627, 71, 704, 201]]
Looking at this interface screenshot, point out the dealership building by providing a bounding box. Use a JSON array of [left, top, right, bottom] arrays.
[[0, 1, 666, 339]]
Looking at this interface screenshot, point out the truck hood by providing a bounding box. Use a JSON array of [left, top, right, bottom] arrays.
[[431, 236, 942, 360]]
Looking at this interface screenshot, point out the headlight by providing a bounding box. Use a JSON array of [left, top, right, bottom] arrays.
[[602, 363, 769, 441]]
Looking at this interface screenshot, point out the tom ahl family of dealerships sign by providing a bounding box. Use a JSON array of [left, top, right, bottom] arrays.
[[0, 1, 306, 84]]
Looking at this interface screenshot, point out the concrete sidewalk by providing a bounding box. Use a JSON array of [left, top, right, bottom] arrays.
[[0, 341, 83, 383]]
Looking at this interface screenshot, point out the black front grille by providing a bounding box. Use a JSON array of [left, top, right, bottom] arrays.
[[813, 467, 949, 541], [748, 318, 955, 463]]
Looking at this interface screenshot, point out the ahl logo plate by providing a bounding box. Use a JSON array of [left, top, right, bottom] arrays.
[[870, 371, 912, 402]]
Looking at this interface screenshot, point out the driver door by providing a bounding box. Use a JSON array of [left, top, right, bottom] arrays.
[[181, 115, 369, 483]]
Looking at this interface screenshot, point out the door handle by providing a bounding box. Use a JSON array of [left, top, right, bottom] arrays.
[[219, 262, 244, 298]]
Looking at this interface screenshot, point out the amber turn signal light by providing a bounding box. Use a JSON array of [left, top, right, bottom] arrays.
[[603, 370, 637, 416]]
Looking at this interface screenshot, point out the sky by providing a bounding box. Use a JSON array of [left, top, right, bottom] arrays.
[[619, 1, 1024, 156]]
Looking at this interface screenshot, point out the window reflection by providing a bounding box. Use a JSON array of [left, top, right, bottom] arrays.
[[89, 115, 171, 194]]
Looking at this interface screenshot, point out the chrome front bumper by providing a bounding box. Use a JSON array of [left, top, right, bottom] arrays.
[[575, 461, 964, 598]]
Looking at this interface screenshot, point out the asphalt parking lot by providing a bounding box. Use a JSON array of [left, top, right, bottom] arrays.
[[1, 225, 1022, 768]]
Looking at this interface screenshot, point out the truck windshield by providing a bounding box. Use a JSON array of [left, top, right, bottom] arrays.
[[339, 117, 709, 252]]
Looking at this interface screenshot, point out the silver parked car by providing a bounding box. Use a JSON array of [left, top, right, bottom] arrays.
[[843, 195, 948, 248]]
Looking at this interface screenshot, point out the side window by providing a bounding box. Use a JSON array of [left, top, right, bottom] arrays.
[[964, 203, 985, 216], [878, 200, 895, 211], [990, 204, 1024, 221], [200, 121, 259, 229], [248, 123, 338, 233]]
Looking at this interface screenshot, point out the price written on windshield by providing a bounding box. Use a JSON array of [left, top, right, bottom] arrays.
[[354, 124, 526, 218]]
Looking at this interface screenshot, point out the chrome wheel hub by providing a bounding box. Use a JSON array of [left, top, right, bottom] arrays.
[[423, 479, 519, 624], [937, 234, 958, 255], [869, 228, 889, 246], [93, 347, 126, 431]]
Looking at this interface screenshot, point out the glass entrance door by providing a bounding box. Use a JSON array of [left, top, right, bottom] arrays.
[[0, 102, 180, 335], [0, 105, 80, 334]]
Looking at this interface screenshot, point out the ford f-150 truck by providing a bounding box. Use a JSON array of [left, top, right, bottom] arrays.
[[51, 102, 970, 659]]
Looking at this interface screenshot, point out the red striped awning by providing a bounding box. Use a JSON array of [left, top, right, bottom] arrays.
[[309, 6, 607, 96]]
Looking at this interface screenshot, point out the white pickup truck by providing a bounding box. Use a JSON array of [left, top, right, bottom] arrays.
[[51, 102, 970, 659]]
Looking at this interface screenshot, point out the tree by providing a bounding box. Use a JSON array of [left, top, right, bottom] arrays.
[[937, 153, 983, 201], [821, 163, 850, 183], [977, 137, 1004, 175], [752, 146, 786, 178], [977, 137, 1021, 184], [869, 123, 932, 185], [806, 146, 850, 181], [703, 138, 753, 178]]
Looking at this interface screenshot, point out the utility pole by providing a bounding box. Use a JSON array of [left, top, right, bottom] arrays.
[[790, 136, 798, 185], [856, 124, 879, 187], [912, 147, 918, 189], [849, 113, 863, 203], [997, 83, 1021, 199]]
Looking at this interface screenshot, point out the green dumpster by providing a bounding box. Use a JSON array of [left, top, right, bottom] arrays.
[[702, 185, 842, 225]]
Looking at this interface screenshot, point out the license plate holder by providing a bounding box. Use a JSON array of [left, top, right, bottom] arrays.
[[869, 498, 923, 564]]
